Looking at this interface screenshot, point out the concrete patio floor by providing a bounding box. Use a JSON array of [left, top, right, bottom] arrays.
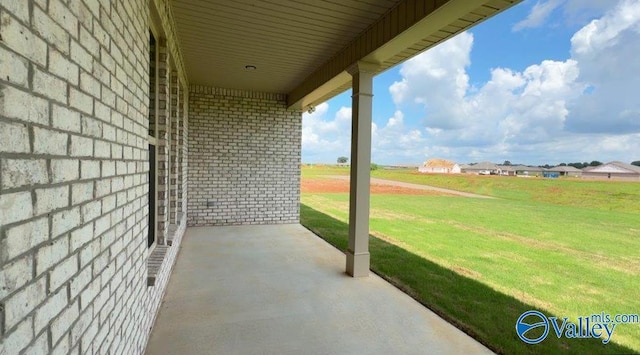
[[145, 224, 492, 355]]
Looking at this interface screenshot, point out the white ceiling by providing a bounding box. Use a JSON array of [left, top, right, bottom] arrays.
[[172, 0, 399, 93]]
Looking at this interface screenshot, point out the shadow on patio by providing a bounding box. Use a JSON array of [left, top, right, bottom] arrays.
[[300, 204, 635, 355], [145, 223, 490, 354], [146, 206, 634, 354]]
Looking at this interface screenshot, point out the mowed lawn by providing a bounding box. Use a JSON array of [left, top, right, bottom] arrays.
[[300, 166, 640, 354]]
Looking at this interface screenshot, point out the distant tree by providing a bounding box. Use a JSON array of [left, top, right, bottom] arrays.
[[583, 162, 589, 167], [559, 163, 567, 166], [337, 156, 348, 164], [568, 162, 585, 169], [590, 161, 603, 166], [370, 163, 380, 171], [632, 161, 640, 167], [503, 160, 511, 166]]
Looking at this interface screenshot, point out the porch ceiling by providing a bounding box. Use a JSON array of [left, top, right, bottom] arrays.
[[170, 0, 521, 110]]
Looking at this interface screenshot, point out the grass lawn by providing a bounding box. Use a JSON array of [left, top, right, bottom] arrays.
[[300, 166, 640, 354], [372, 169, 640, 213]]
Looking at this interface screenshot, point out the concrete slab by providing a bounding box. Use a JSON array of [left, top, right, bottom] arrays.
[[145, 224, 492, 355]]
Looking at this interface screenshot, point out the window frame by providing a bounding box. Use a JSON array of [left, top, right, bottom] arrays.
[[147, 24, 160, 251]]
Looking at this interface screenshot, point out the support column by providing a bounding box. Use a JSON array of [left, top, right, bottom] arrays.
[[346, 61, 377, 277]]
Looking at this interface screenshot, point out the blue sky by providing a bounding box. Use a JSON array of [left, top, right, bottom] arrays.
[[302, 0, 640, 166]]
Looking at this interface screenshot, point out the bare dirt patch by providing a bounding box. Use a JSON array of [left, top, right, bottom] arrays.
[[301, 178, 453, 196]]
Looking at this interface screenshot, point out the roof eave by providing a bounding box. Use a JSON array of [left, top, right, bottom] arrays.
[[287, 0, 521, 110]]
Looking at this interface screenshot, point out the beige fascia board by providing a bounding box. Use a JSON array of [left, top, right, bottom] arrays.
[[362, 0, 485, 65], [295, 61, 380, 111], [292, 72, 352, 112], [287, 0, 520, 110]]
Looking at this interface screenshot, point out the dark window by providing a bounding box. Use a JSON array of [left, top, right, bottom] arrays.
[[148, 144, 156, 247], [148, 31, 158, 248]]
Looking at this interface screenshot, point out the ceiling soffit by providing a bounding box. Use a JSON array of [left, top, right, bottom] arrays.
[[169, 0, 522, 110]]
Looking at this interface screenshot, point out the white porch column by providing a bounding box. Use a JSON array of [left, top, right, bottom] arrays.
[[346, 61, 377, 277]]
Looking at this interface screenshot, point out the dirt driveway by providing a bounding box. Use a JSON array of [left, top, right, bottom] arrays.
[[302, 177, 452, 196], [310, 175, 494, 198]]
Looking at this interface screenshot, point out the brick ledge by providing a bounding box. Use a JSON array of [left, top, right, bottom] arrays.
[[147, 245, 169, 286]]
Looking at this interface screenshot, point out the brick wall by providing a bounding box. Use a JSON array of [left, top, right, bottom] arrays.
[[188, 86, 301, 226], [0, 0, 188, 354]]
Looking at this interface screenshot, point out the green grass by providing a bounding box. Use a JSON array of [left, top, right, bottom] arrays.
[[371, 169, 640, 213], [300, 164, 351, 178], [301, 166, 640, 354]]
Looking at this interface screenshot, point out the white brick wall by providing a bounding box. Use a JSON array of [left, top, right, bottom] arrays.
[[0, 191, 33, 226], [0, 0, 189, 354], [0, 256, 33, 301], [33, 127, 69, 155], [2, 218, 49, 264], [0, 122, 30, 153], [1, 159, 48, 189], [0, 86, 49, 124], [188, 86, 301, 226]]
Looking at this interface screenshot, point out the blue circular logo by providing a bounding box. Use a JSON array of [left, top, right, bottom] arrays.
[[516, 310, 549, 344]]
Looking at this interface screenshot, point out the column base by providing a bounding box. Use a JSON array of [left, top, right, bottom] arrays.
[[346, 251, 370, 277]]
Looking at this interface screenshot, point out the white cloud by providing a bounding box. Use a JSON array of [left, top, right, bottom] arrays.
[[389, 32, 473, 130], [513, 0, 613, 31], [566, 0, 640, 133], [390, 34, 583, 147], [432, 132, 640, 165], [301, 103, 352, 162], [371, 110, 428, 163], [385, 0, 640, 164], [302, 1, 639, 165], [513, 0, 564, 31], [571, 0, 640, 55], [499, 59, 583, 143], [302, 105, 432, 164]]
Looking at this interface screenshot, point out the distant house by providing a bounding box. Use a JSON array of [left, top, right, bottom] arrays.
[[418, 159, 461, 174], [462, 161, 499, 175], [513, 165, 544, 177], [582, 161, 640, 181], [497, 165, 516, 176], [546, 165, 583, 178]]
